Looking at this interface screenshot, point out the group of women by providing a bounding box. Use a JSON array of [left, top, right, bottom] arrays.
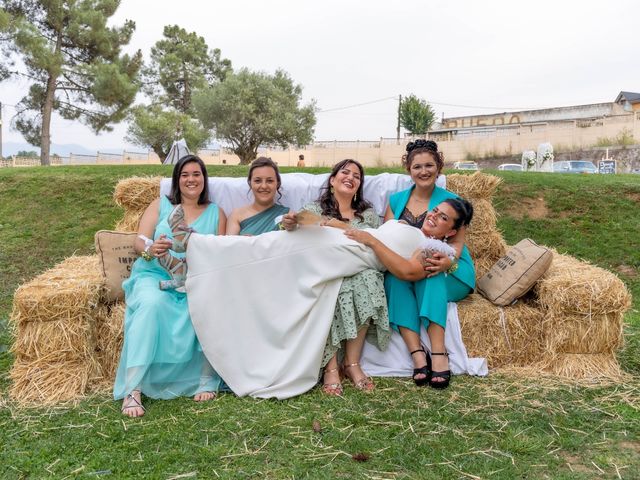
[[116, 140, 475, 417]]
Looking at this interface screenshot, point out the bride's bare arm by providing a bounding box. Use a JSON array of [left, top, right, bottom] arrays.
[[344, 229, 425, 281]]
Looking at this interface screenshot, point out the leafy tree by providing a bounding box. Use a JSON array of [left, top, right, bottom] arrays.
[[16, 150, 38, 157], [127, 25, 231, 161], [143, 25, 231, 114], [399, 94, 436, 135], [193, 68, 316, 165], [125, 105, 211, 162], [0, 0, 142, 165]]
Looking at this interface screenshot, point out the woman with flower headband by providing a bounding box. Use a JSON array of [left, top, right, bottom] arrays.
[[384, 140, 475, 389]]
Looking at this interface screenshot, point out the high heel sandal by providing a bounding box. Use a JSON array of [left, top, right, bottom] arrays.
[[428, 352, 451, 389], [321, 367, 343, 396], [410, 348, 431, 387], [343, 362, 374, 392], [168, 205, 195, 253], [157, 253, 187, 291]]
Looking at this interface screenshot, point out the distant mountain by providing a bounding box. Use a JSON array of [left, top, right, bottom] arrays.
[[2, 140, 221, 157], [1, 141, 101, 157]]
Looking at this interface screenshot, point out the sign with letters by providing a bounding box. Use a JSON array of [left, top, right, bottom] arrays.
[[599, 160, 616, 174]]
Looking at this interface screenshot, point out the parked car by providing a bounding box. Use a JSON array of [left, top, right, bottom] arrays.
[[498, 163, 523, 171], [553, 160, 598, 174], [452, 161, 479, 171]]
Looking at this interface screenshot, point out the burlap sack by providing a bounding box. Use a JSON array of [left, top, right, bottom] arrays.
[[477, 238, 552, 306], [94, 231, 139, 302]]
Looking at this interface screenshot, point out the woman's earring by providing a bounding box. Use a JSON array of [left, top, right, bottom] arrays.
[[330, 186, 335, 194], [354, 192, 357, 202], [443, 235, 448, 244]]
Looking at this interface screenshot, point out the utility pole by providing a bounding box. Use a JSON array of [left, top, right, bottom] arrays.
[[0, 101, 3, 159], [396, 94, 402, 144]]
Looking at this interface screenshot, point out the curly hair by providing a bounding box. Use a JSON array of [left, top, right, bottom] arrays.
[[402, 139, 444, 173], [317, 159, 372, 222]]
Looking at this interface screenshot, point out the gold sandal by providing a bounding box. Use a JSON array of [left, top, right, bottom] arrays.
[[343, 362, 374, 392], [321, 367, 343, 396]]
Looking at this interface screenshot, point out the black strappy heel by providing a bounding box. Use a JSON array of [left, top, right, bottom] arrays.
[[428, 352, 451, 389], [410, 348, 431, 387]]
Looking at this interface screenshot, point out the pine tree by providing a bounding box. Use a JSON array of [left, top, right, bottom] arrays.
[[0, 0, 141, 165]]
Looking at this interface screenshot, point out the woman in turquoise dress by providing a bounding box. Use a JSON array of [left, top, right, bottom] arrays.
[[226, 157, 289, 235], [115, 155, 227, 417], [282, 159, 389, 396], [384, 140, 475, 389]]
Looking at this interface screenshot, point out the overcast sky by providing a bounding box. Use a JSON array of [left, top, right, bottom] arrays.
[[1, 0, 638, 151]]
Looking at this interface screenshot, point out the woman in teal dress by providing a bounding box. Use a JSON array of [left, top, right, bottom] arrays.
[[115, 155, 227, 417], [384, 140, 475, 389], [282, 159, 389, 396], [226, 157, 289, 235]]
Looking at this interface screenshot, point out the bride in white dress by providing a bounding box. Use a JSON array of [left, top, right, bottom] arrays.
[[180, 198, 472, 399]]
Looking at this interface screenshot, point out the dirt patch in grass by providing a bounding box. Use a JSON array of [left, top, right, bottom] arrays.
[[625, 192, 640, 204], [560, 453, 593, 474], [616, 265, 638, 279], [619, 440, 640, 454], [503, 196, 549, 220]]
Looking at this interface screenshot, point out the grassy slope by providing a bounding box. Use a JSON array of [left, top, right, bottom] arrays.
[[0, 166, 638, 479]]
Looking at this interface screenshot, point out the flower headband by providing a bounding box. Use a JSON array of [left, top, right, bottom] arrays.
[[406, 139, 438, 153]]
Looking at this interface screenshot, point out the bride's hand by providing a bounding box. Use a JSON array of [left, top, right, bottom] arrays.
[[344, 229, 375, 246], [423, 252, 453, 277]]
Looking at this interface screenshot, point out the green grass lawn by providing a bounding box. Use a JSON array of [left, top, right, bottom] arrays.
[[0, 165, 638, 479]]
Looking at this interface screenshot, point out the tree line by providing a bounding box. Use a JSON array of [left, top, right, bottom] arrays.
[[0, 1, 434, 166]]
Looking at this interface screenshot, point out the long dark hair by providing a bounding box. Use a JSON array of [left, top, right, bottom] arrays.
[[247, 156, 283, 200], [403, 139, 444, 174], [166, 155, 210, 205], [443, 197, 474, 229], [318, 159, 372, 222]]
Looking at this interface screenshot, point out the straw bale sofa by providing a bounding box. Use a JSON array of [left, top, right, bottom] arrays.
[[9, 172, 632, 404]]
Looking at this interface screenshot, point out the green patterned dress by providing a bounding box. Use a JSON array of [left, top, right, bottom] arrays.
[[301, 202, 391, 367]]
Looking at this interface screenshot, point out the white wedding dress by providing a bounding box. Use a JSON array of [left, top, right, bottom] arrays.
[[186, 220, 424, 399]]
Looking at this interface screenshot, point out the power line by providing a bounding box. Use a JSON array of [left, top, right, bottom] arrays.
[[317, 96, 398, 113]]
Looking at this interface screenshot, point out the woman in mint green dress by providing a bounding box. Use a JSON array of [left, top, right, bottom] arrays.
[[384, 140, 475, 389], [115, 155, 227, 417], [226, 157, 289, 235]]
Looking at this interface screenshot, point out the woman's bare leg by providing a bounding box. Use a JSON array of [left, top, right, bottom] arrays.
[[399, 326, 428, 382], [343, 326, 374, 391], [427, 322, 448, 384]]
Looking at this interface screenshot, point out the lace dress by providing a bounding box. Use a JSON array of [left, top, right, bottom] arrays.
[[301, 202, 391, 367]]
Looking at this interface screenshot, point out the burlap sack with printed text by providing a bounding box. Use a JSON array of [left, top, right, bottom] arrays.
[[94, 230, 139, 302], [477, 238, 552, 306]]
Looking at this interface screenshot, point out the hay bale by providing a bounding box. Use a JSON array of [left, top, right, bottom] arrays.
[[447, 172, 502, 200], [12, 318, 96, 360], [12, 256, 103, 325], [543, 311, 624, 354], [466, 229, 507, 263], [113, 176, 161, 212], [467, 198, 498, 235], [94, 302, 125, 387], [536, 353, 624, 380], [535, 253, 632, 316], [458, 294, 545, 368], [9, 354, 102, 405], [114, 210, 144, 232]]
